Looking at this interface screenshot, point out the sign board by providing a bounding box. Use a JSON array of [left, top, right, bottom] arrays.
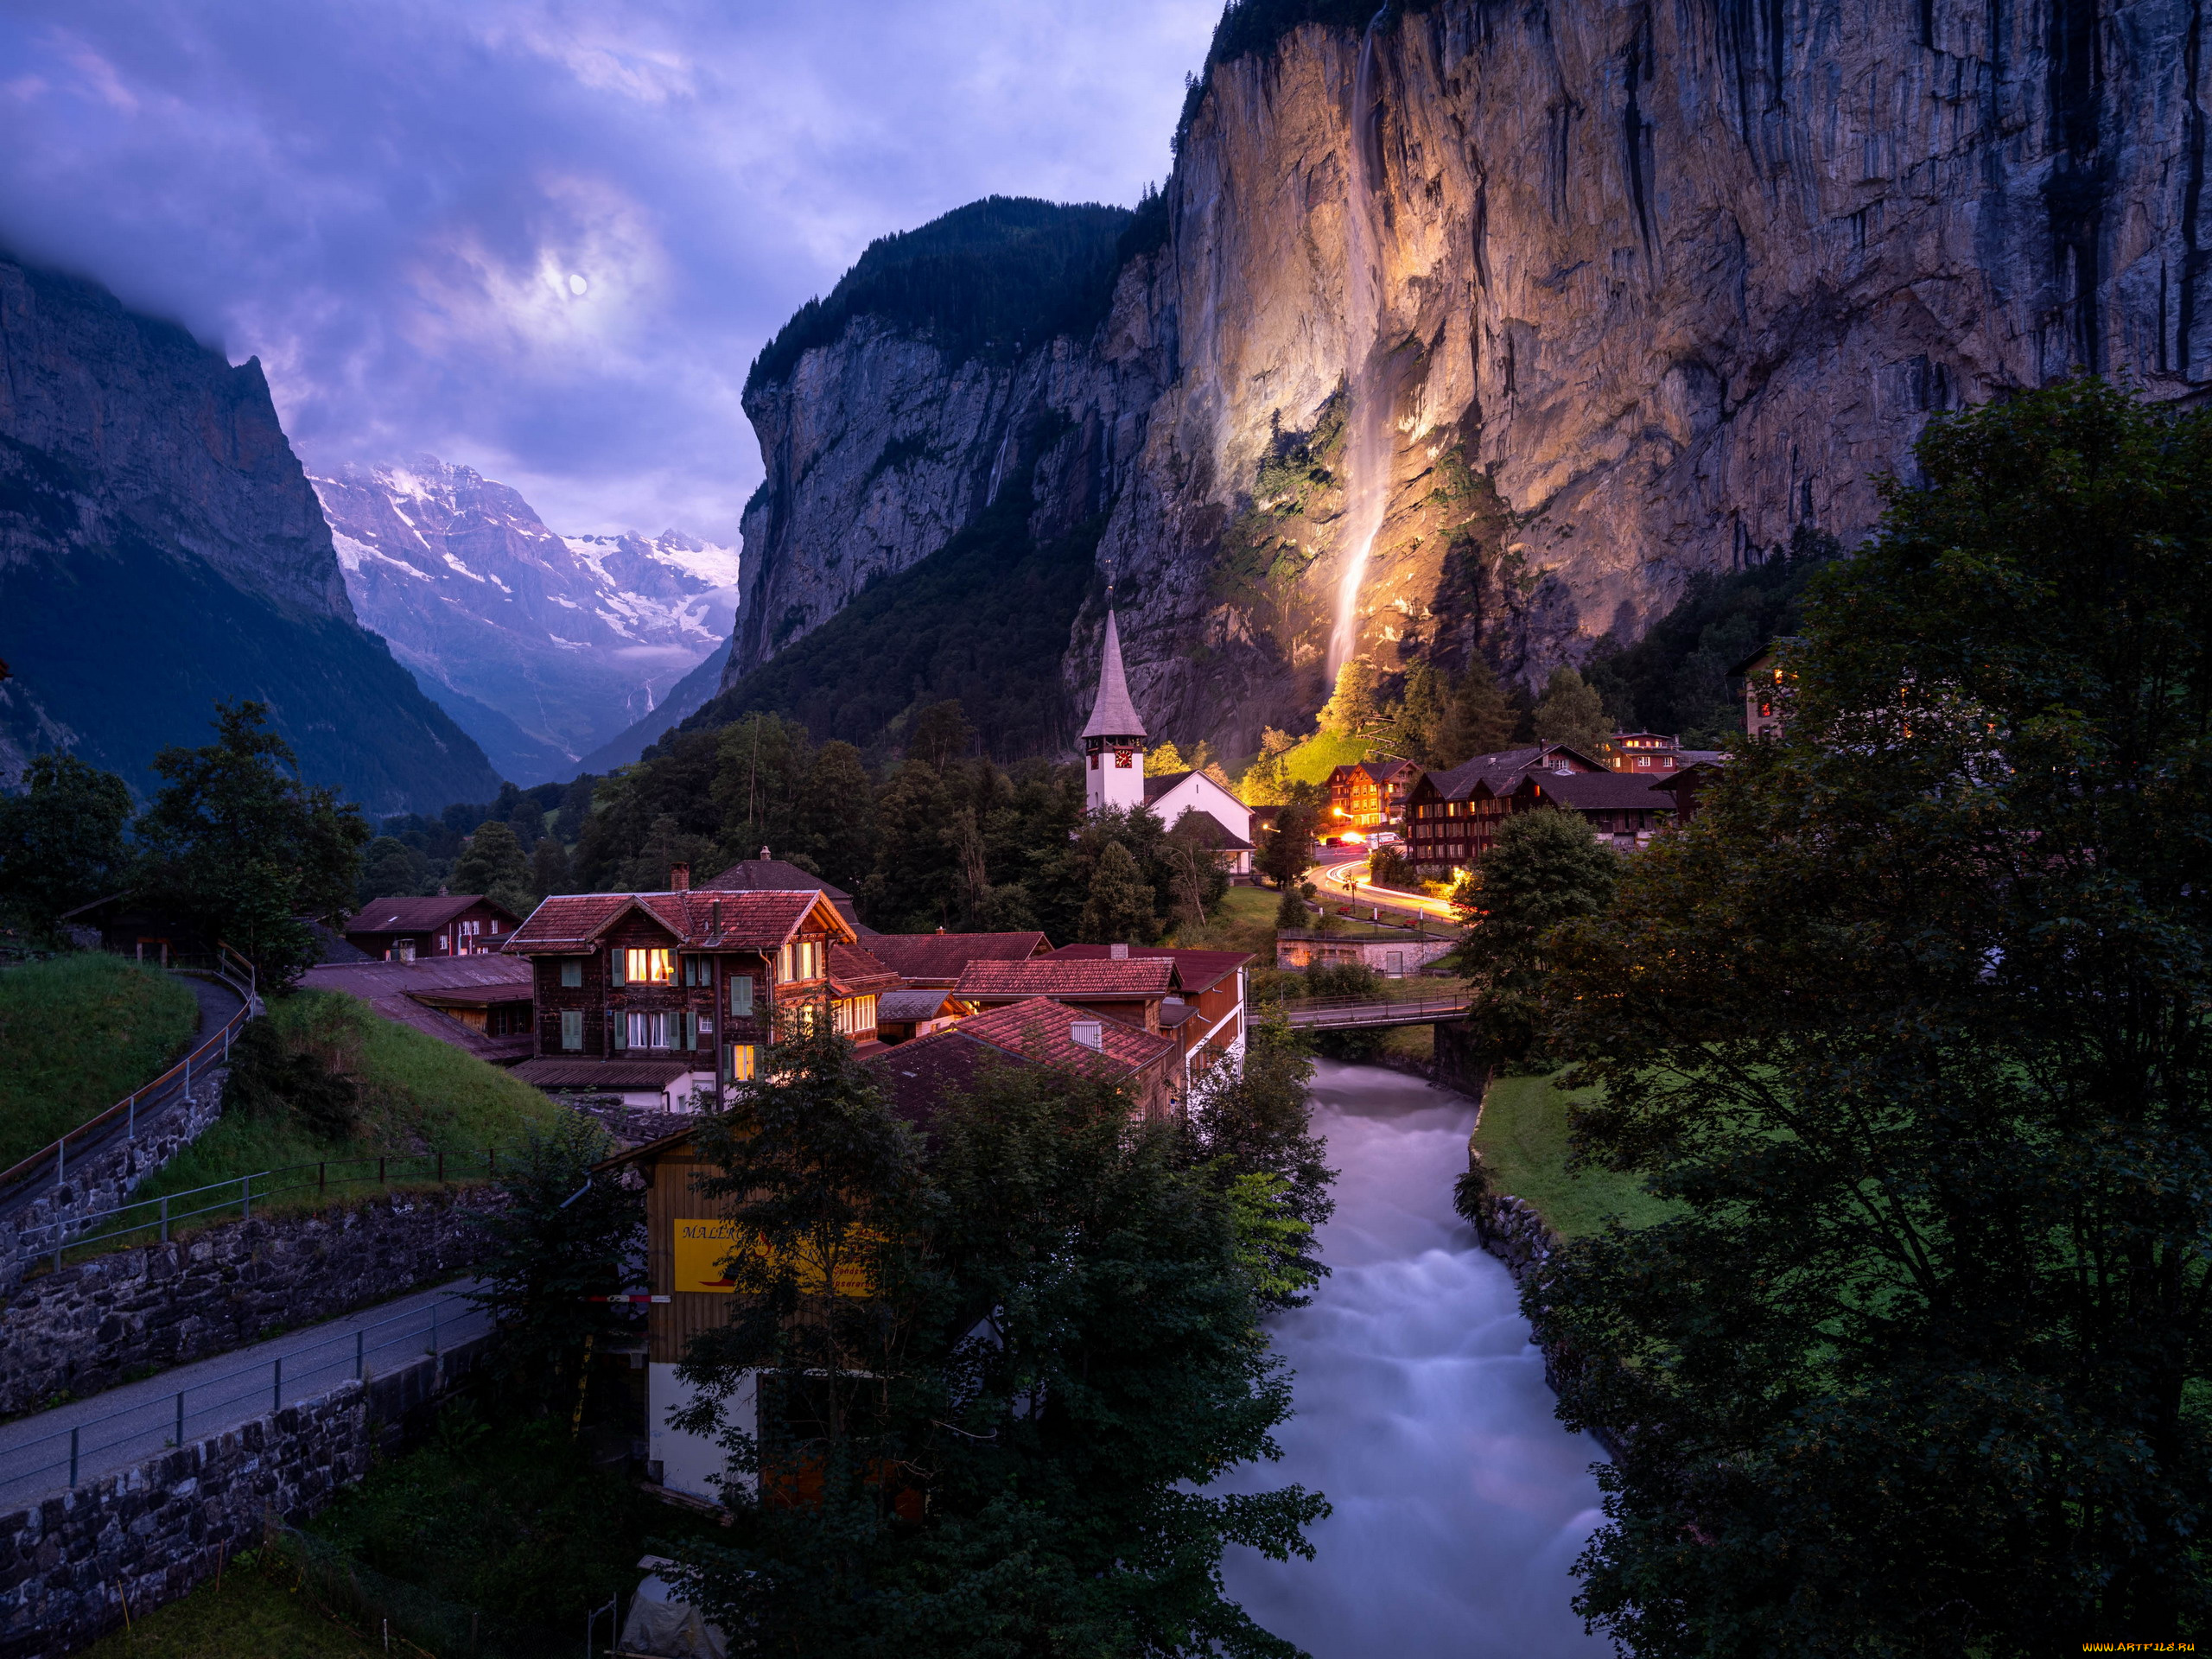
[[671, 1217, 872, 1297]]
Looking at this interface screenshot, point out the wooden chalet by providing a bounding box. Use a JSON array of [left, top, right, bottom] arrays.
[[1404, 744, 1606, 878], [1325, 758, 1419, 830], [345, 894, 523, 962], [501, 870, 858, 1111], [1732, 641, 1793, 739], [861, 931, 1051, 988]]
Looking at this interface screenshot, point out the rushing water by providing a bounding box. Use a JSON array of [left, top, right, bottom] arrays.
[[1217, 1061, 1609, 1658], [1325, 12, 1392, 689]]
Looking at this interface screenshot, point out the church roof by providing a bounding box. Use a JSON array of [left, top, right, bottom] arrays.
[[1079, 609, 1147, 740]]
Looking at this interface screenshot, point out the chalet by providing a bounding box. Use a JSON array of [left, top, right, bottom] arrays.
[[953, 950, 1183, 1037], [1144, 771, 1256, 875], [1403, 745, 1607, 879], [1732, 641, 1793, 739], [1595, 732, 1724, 774], [704, 853, 867, 932], [345, 895, 523, 962], [1043, 943, 1249, 1086], [297, 954, 537, 1065], [1519, 768, 1677, 848], [501, 874, 856, 1112], [1325, 758, 1419, 830], [826, 942, 900, 1042], [1649, 759, 1726, 825], [861, 931, 1051, 988]]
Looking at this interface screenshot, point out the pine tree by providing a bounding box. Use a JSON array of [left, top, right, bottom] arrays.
[[1531, 664, 1610, 753], [529, 836, 570, 900], [1317, 658, 1380, 736], [1392, 663, 1450, 766], [1078, 839, 1158, 944], [1433, 654, 1518, 765], [453, 820, 536, 915]]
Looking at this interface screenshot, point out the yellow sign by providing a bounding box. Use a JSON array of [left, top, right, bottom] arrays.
[[671, 1217, 873, 1297]]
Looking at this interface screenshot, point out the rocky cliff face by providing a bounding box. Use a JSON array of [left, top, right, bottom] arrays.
[[0, 256, 500, 811], [315, 456, 737, 781], [727, 0, 2207, 758]]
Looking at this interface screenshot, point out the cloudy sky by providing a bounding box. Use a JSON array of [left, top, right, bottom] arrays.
[[0, 0, 1216, 541]]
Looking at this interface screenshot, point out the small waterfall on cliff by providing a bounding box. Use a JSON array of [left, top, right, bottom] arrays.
[[1326, 11, 1392, 689]]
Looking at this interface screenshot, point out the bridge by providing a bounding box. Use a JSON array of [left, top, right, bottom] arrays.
[[1280, 989, 1473, 1032]]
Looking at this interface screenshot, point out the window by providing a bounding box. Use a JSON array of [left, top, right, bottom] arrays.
[[560, 1010, 582, 1052], [560, 959, 582, 988], [623, 948, 674, 985], [728, 973, 754, 1017], [1089, 752, 1099, 770], [1636, 756, 1650, 768], [627, 1011, 674, 1049], [779, 940, 823, 982], [834, 995, 878, 1037], [682, 955, 713, 987], [728, 1043, 758, 1082]]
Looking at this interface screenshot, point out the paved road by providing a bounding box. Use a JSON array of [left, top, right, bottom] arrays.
[[0, 1278, 487, 1509]]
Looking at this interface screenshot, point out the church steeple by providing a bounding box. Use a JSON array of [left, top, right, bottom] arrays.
[[1082, 607, 1147, 813]]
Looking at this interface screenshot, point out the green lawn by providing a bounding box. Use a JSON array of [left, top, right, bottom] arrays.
[[1278, 728, 1371, 785], [79, 1554, 383, 1659], [1167, 884, 1279, 957], [111, 990, 563, 1233], [1473, 1071, 1676, 1239], [0, 954, 200, 1168]]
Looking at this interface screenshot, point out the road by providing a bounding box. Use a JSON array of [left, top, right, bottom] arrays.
[[1314, 849, 1463, 921], [0, 1279, 486, 1509]]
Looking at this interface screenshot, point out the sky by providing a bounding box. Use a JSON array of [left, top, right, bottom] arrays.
[[0, 0, 1217, 542]]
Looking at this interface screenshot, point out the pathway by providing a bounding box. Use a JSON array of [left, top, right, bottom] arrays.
[[0, 1279, 486, 1510]]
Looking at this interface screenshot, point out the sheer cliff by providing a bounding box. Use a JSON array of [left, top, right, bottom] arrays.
[[0, 255, 501, 810], [715, 0, 2206, 760]]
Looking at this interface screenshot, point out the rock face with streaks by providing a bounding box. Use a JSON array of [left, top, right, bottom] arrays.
[[724, 0, 2206, 756]]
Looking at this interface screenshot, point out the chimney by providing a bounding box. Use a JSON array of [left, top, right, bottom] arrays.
[[936, 925, 947, 934], [1109, 942, 1128, 961], [760, 846, 771, 861], [709, 899, 721, 937], [670, 863, 690, 892], [1071, 1020, 1103, 1052]]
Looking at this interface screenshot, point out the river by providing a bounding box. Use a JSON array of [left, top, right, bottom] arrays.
[[1217, 1060, 1609, 1657]]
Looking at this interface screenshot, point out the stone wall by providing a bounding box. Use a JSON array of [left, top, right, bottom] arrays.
[[0, 1190, 503, 1417], [0, 1336, 486, 1659], [0, 1068, 228, 1295]]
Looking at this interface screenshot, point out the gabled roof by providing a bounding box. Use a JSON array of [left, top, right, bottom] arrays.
[[296, 957, 535, 1065], [1161, 809, 1254, 852], [1727, 639, 1798, 680], [702, 856, 864, 929], [956, 956, 1178, 1000], [828, 942, 903, 998], [956, 996, 1174, 1076], [1142, 770, 1195, 802], [1079, 609, 1147, 740], [345, 894, 517, 935], [502, 889, 854, 953], [863, 931, 1052, 985], [1044, 942, 1249, 994], [878, 987, 957, 1022], [1414, 742, 1608, 803], [1522, 770, 1683, 811]]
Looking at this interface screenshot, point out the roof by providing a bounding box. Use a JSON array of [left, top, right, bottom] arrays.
[[1141, 770, 1194, 802], [878, 987, 956, 1022], [1525, 770, 1684, 812], [702, 856, 864, 928], [828, 942, 903, 998], [862, 931, 1052, 986], [512, 1058, 693, 1090], [1727, 639, 1797, 679], [1044, 942, 1249, 994], [1414, 742, 1609, 803], [296, 956, 537, 1065], [956, 957, 1177, 999], [344, 894, 516, 935], [957, 996, 1175, 1076], [1162, 808, 1255, 852], [1648, 758, 1729, 795], [1079, 609, 1147, 740], [503, 889, 853, 953]]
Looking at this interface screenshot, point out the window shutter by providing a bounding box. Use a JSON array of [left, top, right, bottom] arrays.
[[729, 974, 753, 1017], [613, 1012, 627, 1051], [561, 959, 582, 988], [611, 950, 626, 987], [560, 1010, 582, 1052]]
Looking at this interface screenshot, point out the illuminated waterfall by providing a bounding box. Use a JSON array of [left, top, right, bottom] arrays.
[[1325, 11, 1390, 688]]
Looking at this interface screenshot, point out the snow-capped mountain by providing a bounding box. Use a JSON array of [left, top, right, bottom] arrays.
[[312, 456, 738, 783]]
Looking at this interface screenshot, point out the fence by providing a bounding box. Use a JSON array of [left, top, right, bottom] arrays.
[[270, 1518, 578, 1659], [0, 1292, 486, 1511], [0, 944, 257, 1199], [13, 1147, 522, 1268], [1279, 990, 1474, 1030]]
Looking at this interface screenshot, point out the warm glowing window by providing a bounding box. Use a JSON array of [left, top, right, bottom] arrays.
[[618, 947, 673, 985], [728, 1043, 758, 1081]]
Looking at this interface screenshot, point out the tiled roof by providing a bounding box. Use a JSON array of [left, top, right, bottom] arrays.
[[345, 895, 515, 935], [1527, 770, 1686, 811], [861, 1029, 1003, 1124], [296, 958, 535, 1065], [1043, 943, 1249, 993], [828, 942, 902, 997], [863, 931, 1051, 985], [1417, 743, 1609, 802], [702, 857, 864, 929], [1079, 609, 1147, 739], [956, 957, 1175, 999], [512, 1058, 694, 1090], [878, 987, 955, 1022], [503, 889, 849, 952], [957, 996, 1174, 1075]]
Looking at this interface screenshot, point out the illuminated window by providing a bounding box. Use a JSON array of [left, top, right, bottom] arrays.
[[617, 947, 673, 985], [728, 1043, 758, 1081]]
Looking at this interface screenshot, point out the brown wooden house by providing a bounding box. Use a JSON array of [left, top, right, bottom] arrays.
[[1404, 743, 1607, 880], [1325, 758, 1419, 830], [502, 877, 857, 1111], [345, 894, 523, 962], [1042, 943, 1250, 1090]]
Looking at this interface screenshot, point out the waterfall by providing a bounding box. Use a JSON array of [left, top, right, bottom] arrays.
[[1326, 11, 1392, 689]]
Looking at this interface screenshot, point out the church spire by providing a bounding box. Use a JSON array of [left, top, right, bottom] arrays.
[[1080, 607, 1147, 740]]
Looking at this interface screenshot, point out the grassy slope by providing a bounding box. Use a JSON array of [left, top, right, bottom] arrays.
[[1278, 728, 1370, 786], [1166, 883, 1279, 957], [1474, 1072, 1675, 1239], [0, 956, 200, 1167], [131, 990, 562, 1211]]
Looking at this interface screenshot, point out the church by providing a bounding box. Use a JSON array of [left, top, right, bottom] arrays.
[[1080, 610, 1255, 875]]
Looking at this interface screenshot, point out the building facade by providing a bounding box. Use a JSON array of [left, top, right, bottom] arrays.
[[1325, 758, 1418, 829], [344, 895, 522, 962]]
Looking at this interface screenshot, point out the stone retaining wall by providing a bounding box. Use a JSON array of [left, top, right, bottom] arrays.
[[0, 1069, 229, 1295], [0, 1191, 503, 1418], [0, 1336, 486, 1659]]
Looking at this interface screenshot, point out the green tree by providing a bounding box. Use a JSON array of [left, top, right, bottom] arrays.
[[794, 740, 875, 893], [1185, 1007, 1332, 1306], [357, 836, 428, 906], [1255, 785, 1323, 890], [467, 1116, 644, 1415], [1537, 380, 2212, 1652], [1446, 805, 1615, 1066], [1531, 664, 1609, 753], [221, 1015, 361, 1140], [452, 820, 535, 914], [1145, 739, 1189, 776], [1431, 652, 1519, 766], [673, 1029, 1325, 1656], [866, 760, 958, 931], [1317, 657, 1380, 735], [134, 700, 369, 984], [905, 698, 975, 770], [0, 753, 134, 932], [529, 836, 570, 900], [1239, 727, 1300, 804], [1077, 838, 1157, 944]]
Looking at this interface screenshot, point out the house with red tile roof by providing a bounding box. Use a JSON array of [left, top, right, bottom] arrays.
[[861, 931, 1052, 988], [1044, 943, 1251, 1087], [952, 951, 1183, 1038], [344, 894, 523, 961], [501, 870, 859, 1110]]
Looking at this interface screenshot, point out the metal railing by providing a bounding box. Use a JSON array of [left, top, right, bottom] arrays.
[[0, 1291, 486, 1510], [1280, 990, 1474, 1029], [0, 944, 258, 1199], [13, 1147, 523, 1268]]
